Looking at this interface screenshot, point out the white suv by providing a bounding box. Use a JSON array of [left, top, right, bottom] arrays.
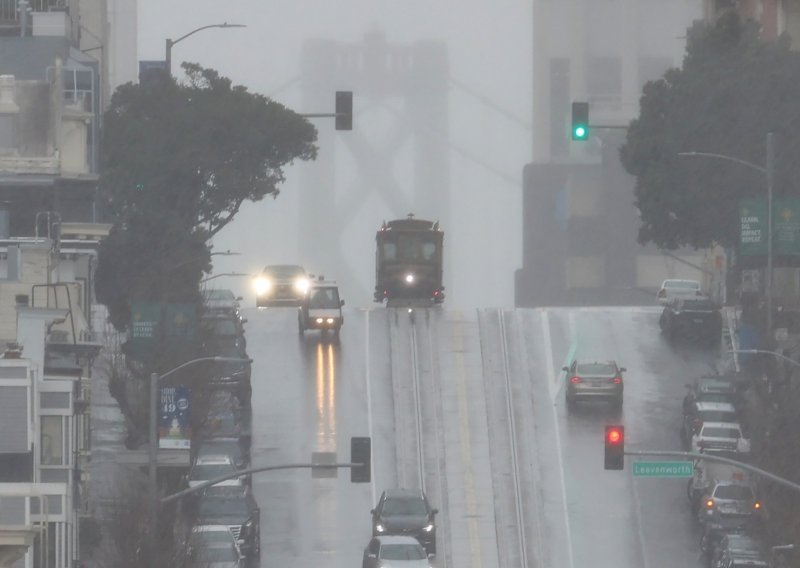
[[188, 455, 243, 488], [657, 279, 702, 304], [691, 421, 750, 455]]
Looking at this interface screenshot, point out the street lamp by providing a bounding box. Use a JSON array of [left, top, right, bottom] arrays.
[[165, 23, 246, 76], [200, 272, 250, 284], [678, 132, 776, 337], [148, 356, 252, 544]]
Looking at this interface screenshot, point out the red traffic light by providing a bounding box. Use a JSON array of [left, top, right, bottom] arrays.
[[606, 427, 623, 445], [604, 425, 625, 470]]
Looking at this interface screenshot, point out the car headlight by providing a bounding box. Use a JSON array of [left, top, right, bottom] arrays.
[[375, 524, 385, 533], [422, 523, 434, 532], [243, 519, 253, 529], [405, 273, 415, 284], [294, 277, 310, 294], [316, 317, 324, 324], [254, 277, 271, 294], [326, 318, 334, 324]]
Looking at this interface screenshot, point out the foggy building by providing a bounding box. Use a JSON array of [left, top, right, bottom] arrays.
[[516, 0, 704, 307]]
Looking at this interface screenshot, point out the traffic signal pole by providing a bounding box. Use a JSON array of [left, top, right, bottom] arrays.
[[625, 449, 800, 495]]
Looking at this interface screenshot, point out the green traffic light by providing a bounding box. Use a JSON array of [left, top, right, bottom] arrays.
[[573, 125, 588, 140]]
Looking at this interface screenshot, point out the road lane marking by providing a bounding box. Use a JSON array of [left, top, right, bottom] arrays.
[[541, 309, 576, 568], [364, 308, 376, 505], [453, 313, 483, 567]]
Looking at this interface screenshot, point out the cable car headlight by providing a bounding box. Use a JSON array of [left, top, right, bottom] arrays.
[[254, 277, 271, 294], [316, 318, 324, 324], [405, 273, 415, 284], [294, 277, 310, 294], [326, 318, 334, 324]]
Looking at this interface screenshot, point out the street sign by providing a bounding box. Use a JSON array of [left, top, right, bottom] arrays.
[[740, 197, 800, 256], [633, 461, 693, 478]]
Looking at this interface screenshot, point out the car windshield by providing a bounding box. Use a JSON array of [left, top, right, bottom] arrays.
[[309, 288, 340, 308], [192, 545, 239, 562], [682, 299, 716, 310], [198, 497, 249, 517], [665, 280, 700, 290], [576, 363, 616, 376], [199, 441, 243, 461], [380, 543, 426, 560], [191, 463, 236, 480], [714, 485, 754, 500], [207, 319, 238, 336], [192, 530, 234, 545], [264, 265, 304, 278], [205, 289, 236, 301], [382, 497, 428, 516], [701, 411, 737, 423], [702, 427, 740, 439]]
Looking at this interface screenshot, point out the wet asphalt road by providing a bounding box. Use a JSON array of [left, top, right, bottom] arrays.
[[244, 305, 718, 568]]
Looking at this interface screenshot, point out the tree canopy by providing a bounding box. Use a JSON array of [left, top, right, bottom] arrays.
[[619, 12, 800, 250], [96, 65, 318, 330]]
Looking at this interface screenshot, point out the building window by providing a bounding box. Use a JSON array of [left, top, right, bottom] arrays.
[[41, 415, 64, 466], [587, 57, 622, 110]]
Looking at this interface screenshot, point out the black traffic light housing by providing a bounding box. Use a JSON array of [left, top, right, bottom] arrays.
[[351, 436, 371, 482], [571, 101, 589, 141], [336, 91, 353, 131], [604, 425, 625, 470]]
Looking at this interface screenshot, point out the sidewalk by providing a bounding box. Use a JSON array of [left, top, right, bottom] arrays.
[[84, 308, 145, 566]]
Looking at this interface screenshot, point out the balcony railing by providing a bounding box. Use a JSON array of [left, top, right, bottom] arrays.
[[0, 0, 66, 23]]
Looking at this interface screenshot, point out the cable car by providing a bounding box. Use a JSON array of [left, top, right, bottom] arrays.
[[374, 213, 445, 305]]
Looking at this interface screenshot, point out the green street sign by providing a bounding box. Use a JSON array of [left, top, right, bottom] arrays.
[[632, 461, 693, 478], [740, 197, 800, 256]]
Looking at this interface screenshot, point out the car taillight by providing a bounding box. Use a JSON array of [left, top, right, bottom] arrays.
[[693, 418, 702, 429], [612, 377, 622, 384], [697, 441, 705, 448], [570, 376, 581, 384], [705, 499, 714, 509], [658, 290, 666, 297]]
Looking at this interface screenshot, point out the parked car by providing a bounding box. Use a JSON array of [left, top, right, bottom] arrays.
[[197, 391, 252, 450], [253, 264, 310, 307], [660, 297, 722, 347], [195, 437, 250, 471], [656, 278, 702, 304], [684, 376, 742, 411], [195, 486, 261, 561], [688, 462, 752, 512], [202, 312, 247, 352], [563, 359, 625, 409], [698, 480, 764, 527], [188, 524, 244, 566], [691, 421, 750, 455], [371, 489, 438, 555], [207, 343, 252, 406], [710, 533, 768, 568], [362, 535, 432, 568], [681, 401, 740, 448], [203, 288, 243, 317], [187, 455, 243, 488]]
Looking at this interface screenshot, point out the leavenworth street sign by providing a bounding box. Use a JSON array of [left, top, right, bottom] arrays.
[[740, 197, 800, 256], [632, 461, 693, 478]]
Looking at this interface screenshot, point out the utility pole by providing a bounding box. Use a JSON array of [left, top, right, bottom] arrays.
[[766, 132, 775, 342]]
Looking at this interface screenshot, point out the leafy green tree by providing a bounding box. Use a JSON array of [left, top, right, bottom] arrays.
[[620, 12, 800, 250], [96, 64, 318, 330]]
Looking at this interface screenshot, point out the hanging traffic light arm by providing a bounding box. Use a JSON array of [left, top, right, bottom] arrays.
[[626, 449, 800, 495], [161, 461, 366, 504]]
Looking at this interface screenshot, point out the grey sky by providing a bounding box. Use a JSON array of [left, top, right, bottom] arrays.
[[138, 1, 531, 308]]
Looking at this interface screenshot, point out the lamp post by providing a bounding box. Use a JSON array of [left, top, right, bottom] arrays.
[[165, 23, 246, 76], [148, 356, 252, 547], [678, 132, 775, 338]]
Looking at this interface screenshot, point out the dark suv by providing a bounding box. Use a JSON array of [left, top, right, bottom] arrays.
[[194, 486, 260, 561], [660, 297, 722, 347], [254, 264, 309, 307], [371, 488, 438, 555]]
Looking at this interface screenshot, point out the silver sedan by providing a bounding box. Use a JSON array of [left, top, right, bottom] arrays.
[[362, 535, 432, 568]]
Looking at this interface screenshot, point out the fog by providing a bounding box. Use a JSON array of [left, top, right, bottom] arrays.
[[138, 0, 531, 309]]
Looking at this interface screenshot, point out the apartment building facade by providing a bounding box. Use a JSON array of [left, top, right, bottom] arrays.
[[516, 0, 704, 306]]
